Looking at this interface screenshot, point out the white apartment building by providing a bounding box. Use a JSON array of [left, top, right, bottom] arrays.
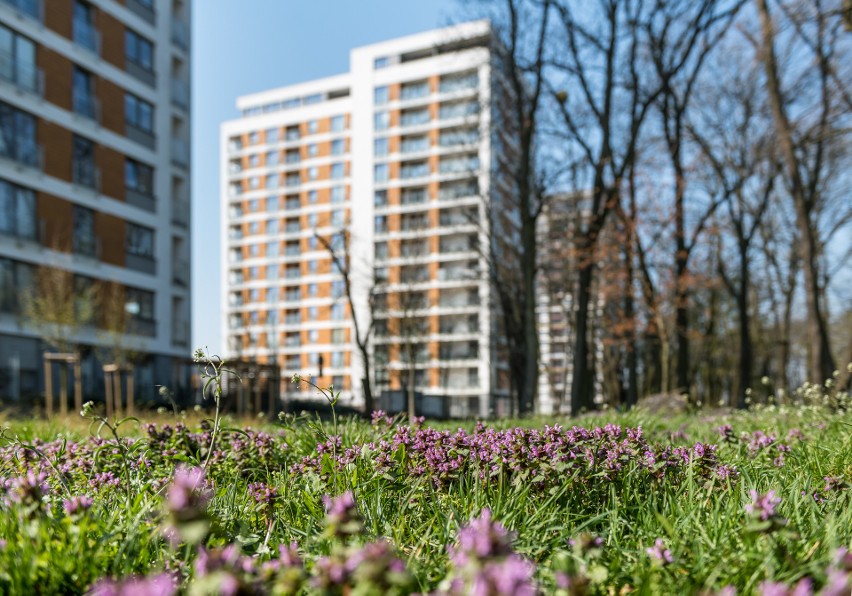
[[0, 0, 192, 404], [222, 21, 520, 417]]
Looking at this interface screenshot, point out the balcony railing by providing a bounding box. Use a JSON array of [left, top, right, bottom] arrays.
[[172, 19, 190, 51], [171, 78, 189, 109], [172, 138, 190, 167], [0, 52, 43, 96], [0, 140, 42, 170], [73, 19, 100, 54], [73, 92, 99, 122], [172, 198, 189, 227], [1, 0, 42, 21]]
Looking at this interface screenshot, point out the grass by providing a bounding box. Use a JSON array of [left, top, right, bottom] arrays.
[[0, 399, 850, 594]]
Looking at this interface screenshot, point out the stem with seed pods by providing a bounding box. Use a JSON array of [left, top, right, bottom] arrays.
[[194, 348, 240, 471]]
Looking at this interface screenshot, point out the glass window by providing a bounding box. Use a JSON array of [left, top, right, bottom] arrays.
[[267, 241, 278, 257], [265, 150, 278, 166], [125, 29, 154, 71], [72, 67, 96, 119], [331, 139, 345, 155], [248, 154, 259, 168], [308, 213, 318, 227], [72, 205, 96, 256], [374, 56, 389, 69], [308, 283, 318, 296], [331, 209, 345, 226], [374, 86, 389, 105], [265, 127, 278, 143], [330, 186, 345, 203], [330, 115, 345, 131], [374, 190, 387, 207], [126, 223, 154, 259], [0, 25, 37, 93], [72, 135, 96, 188], [126, 287, 154, 321], [374, 138, 388, 156], [331, 328, 345, 343], [307, 190, 318, 204], [374, 111, 390, 131], [307, 120, 318, 134], [331, 163, 345, 179], [0, 100, 38, 167], [374, 164, 388, 183], [0, 179, 35, 240], [0, 257, 33, 314], [331, 303, 344, 320], [72, 1, 97, 52], [308, 143, 318, 157], [125, 159, 153, 195], [308, 260, 318, 274], [125, 93, 154, 133]]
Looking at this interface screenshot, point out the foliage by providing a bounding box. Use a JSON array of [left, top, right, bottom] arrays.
[[0, 382, 850, 594]]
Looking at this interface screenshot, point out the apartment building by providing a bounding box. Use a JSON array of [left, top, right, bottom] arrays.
[[0, 0, 192, 402], [222, 21, 519, 417]]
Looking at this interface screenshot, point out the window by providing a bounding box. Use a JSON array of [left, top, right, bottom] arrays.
[[330, 115, 345, 131], [308, 166, 318, 181], [249, 199, 259, 212], [308, 260, 318, 274], [401, 161, 429, 179], [374, 242, 388, 259], [266, 218, 278, 234], [248, 176, 260, 190], [374, 56, 389, 69], [0, 101, 38, 167], [331, 209, 345, 226], [330, 163, 345, 179], [331, 303, 345, 320], [308, 330, 319, 344], [330, 186, 345, 203], [331, 352, 344, 368], [0, 25, 37, 92], [307, 143, 318, 157], [72, 205, 96, 256], [126, 223, 154, 259], [285, 126, 300, 141], [125, 93, 154, 133], [285, 149, 300, 164], [0, 257, 33, 314], [285, 173, 300, 187], [401, 135, 429, 153], [265, 127, 278, 143], [126, 287, 154, 322], [439, 101, 479, 120], [439, 71, 478, 94], [72, 135, 96, 188], [248, 131, 259, 144], [308, 213, 318, 228], [307, 120, 318, 134], [265, 150, 278, 166], [374, 111, 390, 131], [265, 175, 277, 190], [374, 190, 387, 207], [308, 283, 318, 296], [400, 80, 429, 100], [0, 179, 35, 240], [73, 1, 98, 53], [400, 108, 430, 127], [374, 86, 389, 105], [331, 328, 345, 344], [125, 29, 154, 71], [374, 138, 388, 157], [374, 164, 388, 183], [125, 159, 153, 195], [331, 139, 345, 155]]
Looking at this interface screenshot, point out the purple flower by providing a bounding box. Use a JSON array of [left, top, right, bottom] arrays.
[[450, 509, 513, 567], [745, 490, 781, 521], [63, 495, 93, 516], [9, 471, 50, 505], [89, 572, 177, 596], [822, 569, 851, 596], [470, 557, 536, 596], [646, 538, 674, 565], [166, 466, 210, 516], [322, 491, 363, 539]]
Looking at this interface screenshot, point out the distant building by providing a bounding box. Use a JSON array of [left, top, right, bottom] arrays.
[[221, 21, 521, 417], [0, 0, 192, 404]]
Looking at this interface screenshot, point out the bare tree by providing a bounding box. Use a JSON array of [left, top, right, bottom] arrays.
[[316, 228, 377, 415], [755, 0, 849, 382]]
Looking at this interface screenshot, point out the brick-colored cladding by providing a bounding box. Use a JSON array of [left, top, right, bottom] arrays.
[[95, 212, 126, 266], [38, 47, 73, 111]]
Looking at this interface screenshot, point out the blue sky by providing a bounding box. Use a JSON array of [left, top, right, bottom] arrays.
[[190, 0, 459, 351]]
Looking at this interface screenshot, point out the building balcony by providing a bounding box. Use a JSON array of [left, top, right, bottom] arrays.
[[0, 53, 43, 97], [0, 141, 42, 172], [172, 138, 190, 168], [0, 0, 42, 21], [172, 18, 190, 51], [73, 93, 100, 123], [172, 198, 190, 228], [171, 78, 190, 110], [73, 20, 100, 55]]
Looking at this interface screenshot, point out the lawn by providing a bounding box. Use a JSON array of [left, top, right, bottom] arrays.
[[0, 385, 850, 595]]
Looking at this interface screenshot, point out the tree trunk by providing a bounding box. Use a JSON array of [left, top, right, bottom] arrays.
[[735, 247, 752, 409], [570, 259, 595, 415], [756, 0, 836, 383]]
